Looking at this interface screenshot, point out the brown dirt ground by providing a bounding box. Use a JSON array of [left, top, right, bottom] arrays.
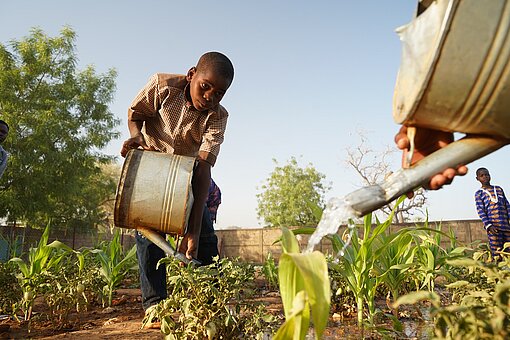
[[0, 284, 434, 339], [0, 289, 159, 339], [0, 288, 287, 340]]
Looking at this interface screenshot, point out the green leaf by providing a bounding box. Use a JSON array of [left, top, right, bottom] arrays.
[[393, 291, 439, 308], [287, 251, 330, 339], [445, 280, 470, 289], [281, 227, 300, 254], [273, 291, 309, 340], [278, 250, 330, 339]]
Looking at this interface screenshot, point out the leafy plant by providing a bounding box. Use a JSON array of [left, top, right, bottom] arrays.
[[372, 228, 415, 317], [0, 261, 21, 316], [91, 229, 137, 307], [39, 248, 89, 329], [394, 252, 510, 338], [261, 252, 279, 291], [328, 210, 393, 326], [145, 257, 277, 339], [9, 223, 74, 321], [273, 227, 330, 340], [407, 222, 468, 292]]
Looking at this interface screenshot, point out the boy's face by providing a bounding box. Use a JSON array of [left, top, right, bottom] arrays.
[[0, 124, 8, 143], [476, 169, 491, 186], [187, 67, 231, 112]]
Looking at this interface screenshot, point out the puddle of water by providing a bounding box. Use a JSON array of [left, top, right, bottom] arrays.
[[304, 318, 434, 340]]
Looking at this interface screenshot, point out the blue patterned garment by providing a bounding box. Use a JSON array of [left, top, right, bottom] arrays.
[[0, 145, 8, 178], [207, 179, 221, 224], [475, 185, 510, 256]]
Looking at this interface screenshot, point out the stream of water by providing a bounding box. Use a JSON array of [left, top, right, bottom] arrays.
[[306, 196, 358, 255]]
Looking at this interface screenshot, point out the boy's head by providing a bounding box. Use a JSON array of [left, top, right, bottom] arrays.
[[476, 167, 491, 186], [186, 52, 234, 111], [0, 120, 9, 144]]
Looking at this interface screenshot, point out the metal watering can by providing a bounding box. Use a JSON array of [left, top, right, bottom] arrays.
[[114, 149, 200, 265], [345, 0, 510, 216]]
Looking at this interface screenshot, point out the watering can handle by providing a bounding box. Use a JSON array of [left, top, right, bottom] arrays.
[[137, 227, 201, 266], [344, 135, 508, 217]]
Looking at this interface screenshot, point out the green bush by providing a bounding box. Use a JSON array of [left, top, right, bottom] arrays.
[[0, 261, 21, 315], [146, 257, 277, 339]]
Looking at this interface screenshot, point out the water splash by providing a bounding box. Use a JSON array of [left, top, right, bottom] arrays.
[[306, 196, 358, 253]]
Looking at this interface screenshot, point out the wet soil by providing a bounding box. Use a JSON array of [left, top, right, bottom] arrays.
[[0, 287, 434, 339]]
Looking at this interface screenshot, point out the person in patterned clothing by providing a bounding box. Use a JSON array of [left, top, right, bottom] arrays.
[[475, 167, 510, 260], [207, 178, 221, 224], [0, 120, 9, 179], [120, 52, 234, 320]]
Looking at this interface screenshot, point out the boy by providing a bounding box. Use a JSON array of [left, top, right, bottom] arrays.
[[474, 167, 510, 259], [0, 120, 9, 178], [120, 52, 234, 318]]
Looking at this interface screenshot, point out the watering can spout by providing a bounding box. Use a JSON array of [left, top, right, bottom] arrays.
[[137, 226, 201, 266], [344, 136, 507, 217]]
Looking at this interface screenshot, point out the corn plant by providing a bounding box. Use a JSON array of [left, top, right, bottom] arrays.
[[329, 214, 387, 326], [372, 229, 415, 317], [394, 254, 510, 339], [262, 252, 279, 291], [273, 227, 330, 340], [407, 222, 468, 292], [91, 229, 137, 307], [327, 196, 405, 327], [9, 223, 74, 321]]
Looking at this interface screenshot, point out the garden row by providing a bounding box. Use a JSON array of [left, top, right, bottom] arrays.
[[1, 201, 510, 339]]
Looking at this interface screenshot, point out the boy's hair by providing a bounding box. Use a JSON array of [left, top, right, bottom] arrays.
[[196, 52, 234, 82], [476, 167, 488, 176], [0, 120, 9, 130]]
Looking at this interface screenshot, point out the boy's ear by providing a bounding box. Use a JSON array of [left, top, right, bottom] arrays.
[[186, 67, 197, 82]]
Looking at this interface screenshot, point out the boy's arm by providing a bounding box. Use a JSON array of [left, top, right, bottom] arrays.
[[120, 120, 152, 157], [179, 159, 211, 260], [121, 74, 160, 157], [475, 191, 492, 230]]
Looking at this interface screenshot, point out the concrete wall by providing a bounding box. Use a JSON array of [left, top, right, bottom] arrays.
[[1, 220, 488, 264], [215, 219, 488, 263]]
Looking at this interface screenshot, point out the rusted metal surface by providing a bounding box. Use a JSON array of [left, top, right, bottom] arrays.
[[345, 0, 510, 217], [394, 0, 510, 139], [114, 149, 195, 235]]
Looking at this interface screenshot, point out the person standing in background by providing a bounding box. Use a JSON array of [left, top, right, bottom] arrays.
[[0, 120, 9, 179], [474, 167, 510, 260], [207, 178, 221, 224]]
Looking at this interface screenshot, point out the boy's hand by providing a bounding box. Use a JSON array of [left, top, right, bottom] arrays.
[[178, 231, 199, 261], [487, 225, 498, 235], [120, 134, 153, 157], [394, 126, 468, 196]]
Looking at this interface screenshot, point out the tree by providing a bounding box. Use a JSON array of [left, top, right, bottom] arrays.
[[345, 131, 426, 223], [0, 27, 120, 230], [257, 157, 331, 227]]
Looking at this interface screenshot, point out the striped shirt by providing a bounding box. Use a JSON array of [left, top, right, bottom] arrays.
[[475, 185, 510, 230], [128, 73, 229, 166]]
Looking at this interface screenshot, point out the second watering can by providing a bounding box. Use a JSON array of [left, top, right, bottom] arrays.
[[344, 0, 510, 217]]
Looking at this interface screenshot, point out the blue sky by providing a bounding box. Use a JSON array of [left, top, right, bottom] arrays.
[[2, 1, 509, 228]]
